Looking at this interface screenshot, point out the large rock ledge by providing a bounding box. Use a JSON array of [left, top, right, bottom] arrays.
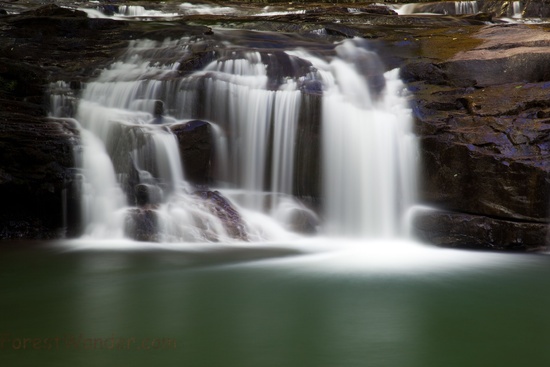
[[405, 23, 550, 250], [412, 208, 548, 252]]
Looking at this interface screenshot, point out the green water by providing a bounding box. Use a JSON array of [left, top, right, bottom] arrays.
[[1, 241, 550, 367]]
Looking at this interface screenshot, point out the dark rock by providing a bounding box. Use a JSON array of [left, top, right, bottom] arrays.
[[401, 61, 445, 84], [134, 184, 163, 207], [419, 134, 550, 222], [177, 50, 217, 76], [324, 24, 363, 38], [355, 5, 398, 16], [522, 0, 550, 18], [0, 116, 80, 239], [411, 208, 548, 251], [170, 120, 212, 186], [442, 25, 550, 87], [23, 4, 84, 17], [401, 22, 550, 251], [125, 208, 159, 242], [195, 190, 248, 241], [293, 91, 322, 209], [261, 51, 313, 89]]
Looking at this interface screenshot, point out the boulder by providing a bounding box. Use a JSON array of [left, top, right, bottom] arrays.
[[170, 120, 212, 186], [195, 190, 248, 241], [125, 208, 159, 242]]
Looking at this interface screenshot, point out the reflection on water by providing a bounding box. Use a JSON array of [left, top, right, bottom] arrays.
[[1, 242, 550, 367]]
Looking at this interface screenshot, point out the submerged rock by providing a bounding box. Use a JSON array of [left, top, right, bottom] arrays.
[[195, 190, 248, 241], [125, 208, 159, 242]]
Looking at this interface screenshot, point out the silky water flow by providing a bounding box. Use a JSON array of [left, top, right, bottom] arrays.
[[49, 34, 417, 243]]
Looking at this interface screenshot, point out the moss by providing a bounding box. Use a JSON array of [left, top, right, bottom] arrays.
[[413, 25, 484, 61], [0, 76, 17, 94]]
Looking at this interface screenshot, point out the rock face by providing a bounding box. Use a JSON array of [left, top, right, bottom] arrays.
[[170, 120, 212, 186], [402, 23, 550, 250], [0, 116, 80, 239], [412, 208, 548, 252]]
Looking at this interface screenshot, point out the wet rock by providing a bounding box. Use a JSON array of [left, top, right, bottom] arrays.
[[293, 92, 322, 209], [407, 23, 550, 251], [195, 190, 248, 241], [0, 116, 80, 239], [125, 208, 159, 242], [134, 184, 163, 207], [355, 5, 398, 16], [261, 51, 313, 89], [177, 50, 217, 76], [411, 208, 548, 251], [522, 0, 550, 18], [170, 120, 212, 186], [285, 207, 319, 235], [442, 25, 550, 87]]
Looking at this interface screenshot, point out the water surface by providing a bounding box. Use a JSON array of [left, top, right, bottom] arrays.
[[2, 241, 550, 367]]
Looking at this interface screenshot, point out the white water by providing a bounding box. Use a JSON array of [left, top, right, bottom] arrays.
[[288, 42, 416, 238], [179, 2, 238, 15], [79, 5, 179, 20], [397, 1, 479, 15], [53, 35, 417, 243], [512, 1, 522, 18], [455, 1, 478, 15]]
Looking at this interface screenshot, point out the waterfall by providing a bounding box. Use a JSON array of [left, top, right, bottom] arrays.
[[512, 1, 522, 18], [289, 41, 416, 238], [60, 34, 416, 242], [455, 1, 478, 15]]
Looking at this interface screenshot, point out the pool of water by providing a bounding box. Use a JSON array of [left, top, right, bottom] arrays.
[[1, 240, 550, 367]]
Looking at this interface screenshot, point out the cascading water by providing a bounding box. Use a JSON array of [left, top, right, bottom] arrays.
[[288, 41, 416, 238], [455, 1, 478, 15], [53, 32, 416, 243], [512, 1, 522, 18]]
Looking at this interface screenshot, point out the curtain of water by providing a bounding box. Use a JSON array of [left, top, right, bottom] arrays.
[[55, 35, 416, 242], [289, 41, 416, 238], [455, 1, 478, 15]]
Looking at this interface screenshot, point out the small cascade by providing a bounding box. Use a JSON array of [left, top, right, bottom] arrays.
[[179, 2, 237, 15], [289, 41, 416, 238], [62, 33, 416, 243], [512, 1, 522, 18], [455, 1, 478, 15], [118, 5, 146, 17], [80, 5, 180, 20], [396, 4, 418, 15]]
